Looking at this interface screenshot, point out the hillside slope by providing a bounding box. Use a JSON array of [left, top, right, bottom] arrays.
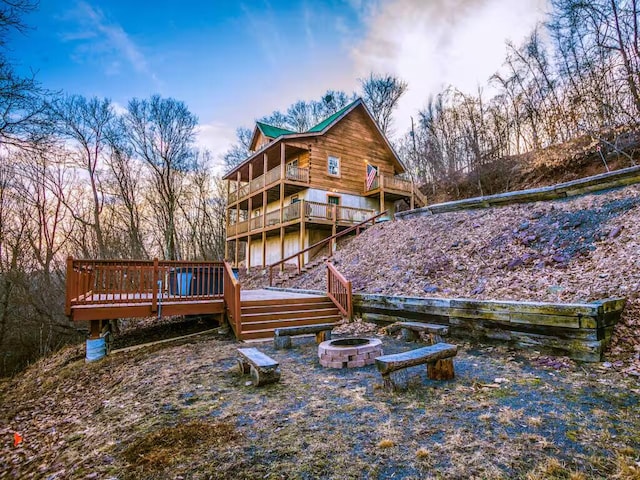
[[285, 184, 640, 361]]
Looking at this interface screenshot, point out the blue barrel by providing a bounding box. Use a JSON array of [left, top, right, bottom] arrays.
[[86, 337, 106, 362], [176, 272, 193, 295]]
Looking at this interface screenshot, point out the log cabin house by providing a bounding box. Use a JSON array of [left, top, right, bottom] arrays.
[[224, 98, 426, 269]]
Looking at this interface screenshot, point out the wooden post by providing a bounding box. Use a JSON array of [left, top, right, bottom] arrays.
[[65, 256, 73, 316], [299, 207, 306, 264], [262, 231, 267, 268], [410, 181, 415, 210], [427, 360, 455, 380], [380, 175, 386, 214], [279, 226, 285, 272], [246, 236, 252, 272], [235, 285, 241, 336], [151, 257, 159, 313], [235, 240, 239, 268], [89, 320, 101, 339], [279, 143, 285, 223], [225, 241, 229, 261]]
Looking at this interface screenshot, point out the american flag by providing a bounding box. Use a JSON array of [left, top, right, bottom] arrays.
[[366, 164, 377, 190]]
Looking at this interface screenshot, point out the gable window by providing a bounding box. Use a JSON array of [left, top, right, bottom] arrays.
[[327, 155, 340, 177]]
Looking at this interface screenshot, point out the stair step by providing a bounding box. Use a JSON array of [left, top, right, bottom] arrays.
[[241, 300, 335, 314], [241, 307, 340, 323], [241, 296, 330, 307], [239, 316, 342, 338]]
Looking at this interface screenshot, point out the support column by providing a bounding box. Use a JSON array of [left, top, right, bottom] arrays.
[[247, 164, 253, 273], [410, 181, 415, 210], [280, 226, 285, 272], [235, 240, 239, 268], [279, 143, 285, 223], [299, 208, 306, 264], [262, 231, 267, 268], [225, 241, 229, 261]]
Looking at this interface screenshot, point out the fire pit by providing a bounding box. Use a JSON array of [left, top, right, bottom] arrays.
[[318, 337, 383, 369]]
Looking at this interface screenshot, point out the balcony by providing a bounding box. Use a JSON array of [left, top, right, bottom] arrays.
[[228, 165, 310, 204], [364, 174, 413, 195], [226, 200, 376, 238]]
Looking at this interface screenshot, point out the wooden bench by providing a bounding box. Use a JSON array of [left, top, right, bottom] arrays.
[[385, 321, 449, 344], [375, 342, 458, 390], [273, 323, 334, 349], [237, 348, 281, 386]]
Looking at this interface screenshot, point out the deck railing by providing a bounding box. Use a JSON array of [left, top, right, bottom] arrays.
[[268, 210, 388, 285], [364, 174, 413, 194], [228, 165, 311, 204], [250, 214, 263, 231], [265, 209, 281, 226], [227, 201, 376, 238], [285, 166, 309, 183], [65, 258, 225, 315], [327, 262, 352, 320], [265, 166, 281, 186], [223, 260, 241, 336], [306, 201, 334, 220], [282, 202, 301, 222]]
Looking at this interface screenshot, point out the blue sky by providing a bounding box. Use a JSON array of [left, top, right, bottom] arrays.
[[8, 0, 547, 170]]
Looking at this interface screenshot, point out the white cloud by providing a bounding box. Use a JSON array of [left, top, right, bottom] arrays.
[[60, 1, 160, 86], [194, 122, 238, 176], [351, 0, 549, 135]]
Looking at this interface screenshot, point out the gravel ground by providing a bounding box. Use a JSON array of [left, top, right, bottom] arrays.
[[2, 329, 639, 479]]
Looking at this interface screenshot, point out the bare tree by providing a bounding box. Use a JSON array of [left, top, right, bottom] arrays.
[[122, 95, 198, 260], [49, 95, 114, 258], [359, 73, 408, 135]]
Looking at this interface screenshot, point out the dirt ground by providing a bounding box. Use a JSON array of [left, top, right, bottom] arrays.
[[1, 328, 639, 480]]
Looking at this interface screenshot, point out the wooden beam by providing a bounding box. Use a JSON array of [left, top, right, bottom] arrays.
[[300, 203, 306, 264], [262, 231, 267, 268], [280, 226, 285, 272], [279, 143, 285, 223]]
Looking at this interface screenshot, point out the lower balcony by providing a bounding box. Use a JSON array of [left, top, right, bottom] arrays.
[[226, 200, 376, 239]]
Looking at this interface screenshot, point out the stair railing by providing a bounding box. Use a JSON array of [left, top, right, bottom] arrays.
[[327, 262, 353, 320], [268, 210, 388, 286], [223, 260, 242, 337]]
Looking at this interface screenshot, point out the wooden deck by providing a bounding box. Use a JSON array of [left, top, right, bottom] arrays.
[[66, 258, 350, 342]]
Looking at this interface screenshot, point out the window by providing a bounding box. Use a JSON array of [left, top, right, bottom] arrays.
[[253, 208, 261, 217], [327, 195, 340, 205], [327, 155, 340, 177], [290, 195, 299, 204], [287, 158, 298, 170]]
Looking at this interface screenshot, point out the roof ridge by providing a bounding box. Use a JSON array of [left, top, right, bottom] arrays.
[[306, 98, 361, 133]]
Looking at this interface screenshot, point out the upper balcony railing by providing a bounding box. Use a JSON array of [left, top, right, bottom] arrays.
[[228, 165, 310, 204], [364, 174, 413, 194], [226, 200, 376, 238]]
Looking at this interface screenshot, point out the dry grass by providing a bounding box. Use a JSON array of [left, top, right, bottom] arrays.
[[122, 420, 238, 471], [1, 334, 639, 480]]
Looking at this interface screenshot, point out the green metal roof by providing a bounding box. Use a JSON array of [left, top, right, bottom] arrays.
[[256, 121, 295, 138], [306, 99, 359, 133]]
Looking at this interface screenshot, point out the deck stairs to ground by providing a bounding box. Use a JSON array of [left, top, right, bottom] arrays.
[[239, 294, 342, 340]]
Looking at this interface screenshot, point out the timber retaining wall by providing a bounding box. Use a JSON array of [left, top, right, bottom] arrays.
[[397, 164, 640, 220], [353, 293, 626, 362]]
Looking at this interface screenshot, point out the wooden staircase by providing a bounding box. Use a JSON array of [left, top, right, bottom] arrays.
[[239, 294, 342, 340], [272, 255, 327, 287]]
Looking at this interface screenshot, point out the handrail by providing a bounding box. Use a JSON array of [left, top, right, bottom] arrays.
[[327, 262, 352, 320], [223, 260, 241, 337], [268, 210, 388, 286], [66, 258, 226, 312]]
